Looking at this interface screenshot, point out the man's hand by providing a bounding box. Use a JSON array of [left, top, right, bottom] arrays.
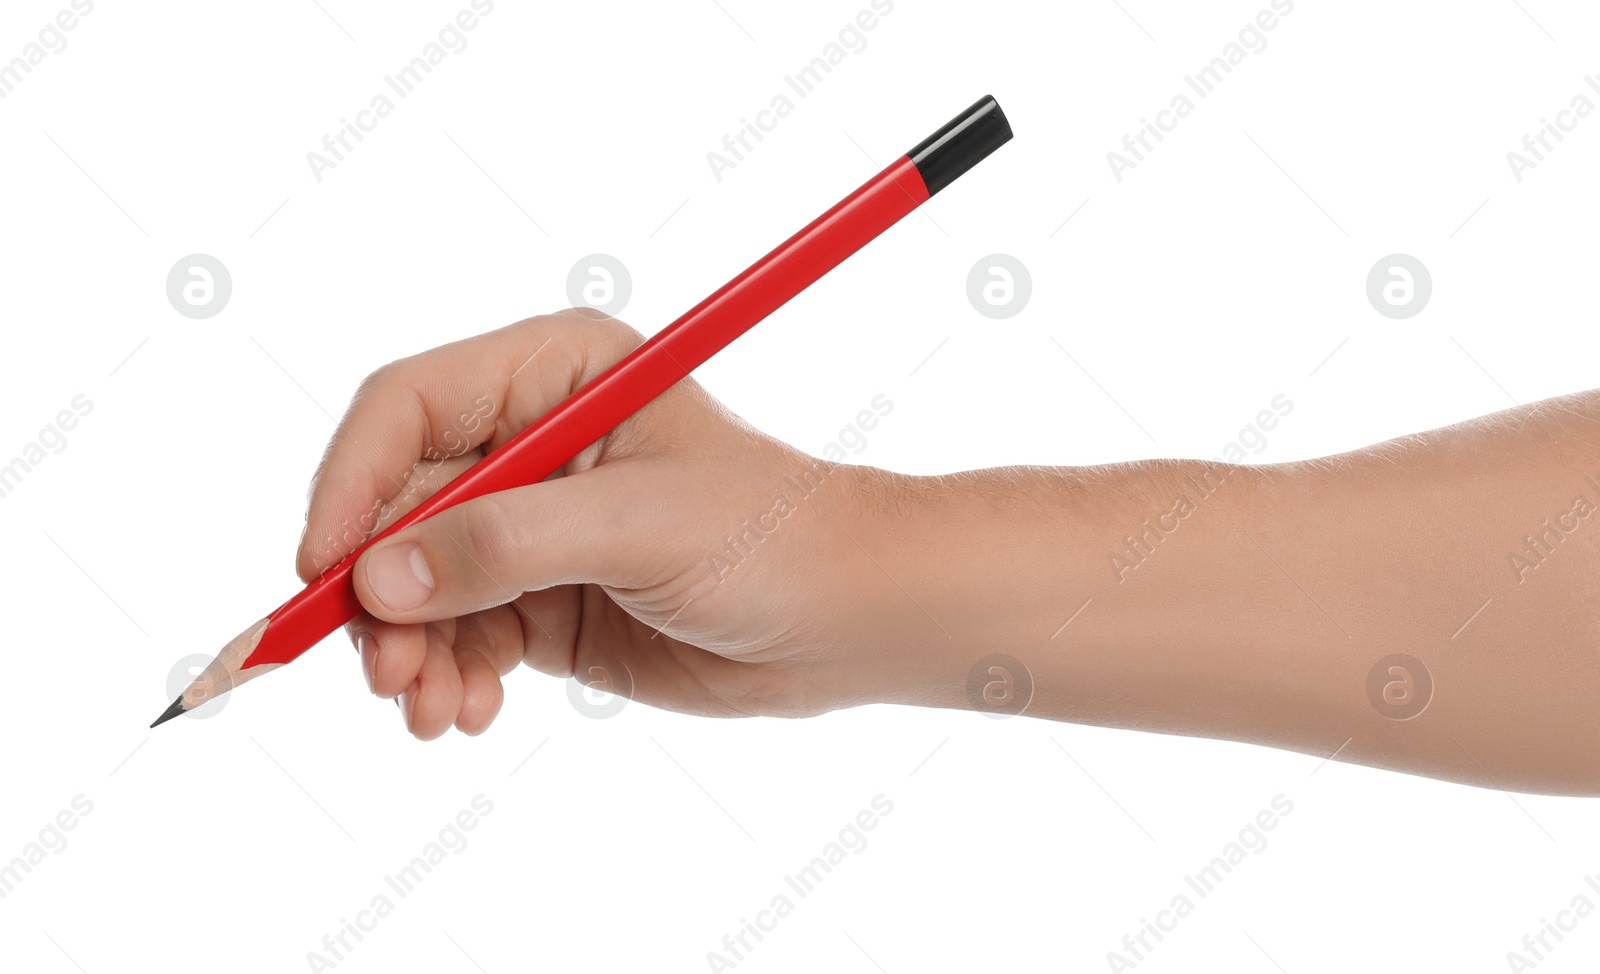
[[295, 309, 876, 738]]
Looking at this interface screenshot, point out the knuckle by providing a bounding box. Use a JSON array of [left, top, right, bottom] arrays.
[[352, 361, 400, 402], [603, 315, 644, 345], [459, 496, 521, 581], [559, 306, 641, 344]]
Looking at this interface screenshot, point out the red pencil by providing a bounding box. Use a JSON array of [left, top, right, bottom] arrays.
[[154, 95, 1013, 726]]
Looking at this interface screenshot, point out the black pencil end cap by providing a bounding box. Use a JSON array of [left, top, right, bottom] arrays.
[[150, 696, 187, 728], [907, 95, 1013, 196]]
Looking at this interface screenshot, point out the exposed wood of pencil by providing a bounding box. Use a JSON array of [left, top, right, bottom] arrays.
[[151, 618, 277, 727]]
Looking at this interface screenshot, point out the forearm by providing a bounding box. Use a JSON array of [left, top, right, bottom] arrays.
[[849, 393, 1600, 796]]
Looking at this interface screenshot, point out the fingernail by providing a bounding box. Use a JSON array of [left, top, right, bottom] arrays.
[[354, 629, 377, 693], [366, 543, 434, 612], [400, 678, 420, 731]]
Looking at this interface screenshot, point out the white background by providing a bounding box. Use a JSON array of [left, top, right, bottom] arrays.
[[2, 1, 1598, 971]]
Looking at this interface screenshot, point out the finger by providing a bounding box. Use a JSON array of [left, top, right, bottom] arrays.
[[346, 614, 433, 700], [297, 312, 643, 582], [456, 604, 532, 677], [451, 619, 504, 736], [402, 624, 464, 741], [352, 467, 677, 625], [447, 605, 530, 734], [511, 587, 583, 678], [353, 618, 380, 693], [303, 451, 483, 585]]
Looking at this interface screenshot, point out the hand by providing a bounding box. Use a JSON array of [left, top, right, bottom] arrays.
[[295, 309, 886, 739]]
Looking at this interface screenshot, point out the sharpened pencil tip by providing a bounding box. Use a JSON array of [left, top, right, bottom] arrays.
[[150, 695, 187, 728]]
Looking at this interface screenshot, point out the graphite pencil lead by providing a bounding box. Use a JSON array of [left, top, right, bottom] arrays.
[[150, 696, 187, 728]]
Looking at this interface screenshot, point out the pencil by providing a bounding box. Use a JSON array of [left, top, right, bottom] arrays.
[[153, 94, 1013, 727]]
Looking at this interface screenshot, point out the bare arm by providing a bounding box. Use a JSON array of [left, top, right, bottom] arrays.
[[847, 391, 1600, 796]]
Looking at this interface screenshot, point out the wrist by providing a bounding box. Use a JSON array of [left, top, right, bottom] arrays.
[[836, 459, 1268, 721], [826, 464, 1008, 710]]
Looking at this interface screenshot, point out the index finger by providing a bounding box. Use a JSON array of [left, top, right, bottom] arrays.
[[295, 309, 639, 582]]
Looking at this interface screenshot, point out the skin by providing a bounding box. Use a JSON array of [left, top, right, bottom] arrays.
[[295, 309, 1600, 796]]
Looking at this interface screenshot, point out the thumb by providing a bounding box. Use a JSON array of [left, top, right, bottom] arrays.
[[352, 470, 666, 624]]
